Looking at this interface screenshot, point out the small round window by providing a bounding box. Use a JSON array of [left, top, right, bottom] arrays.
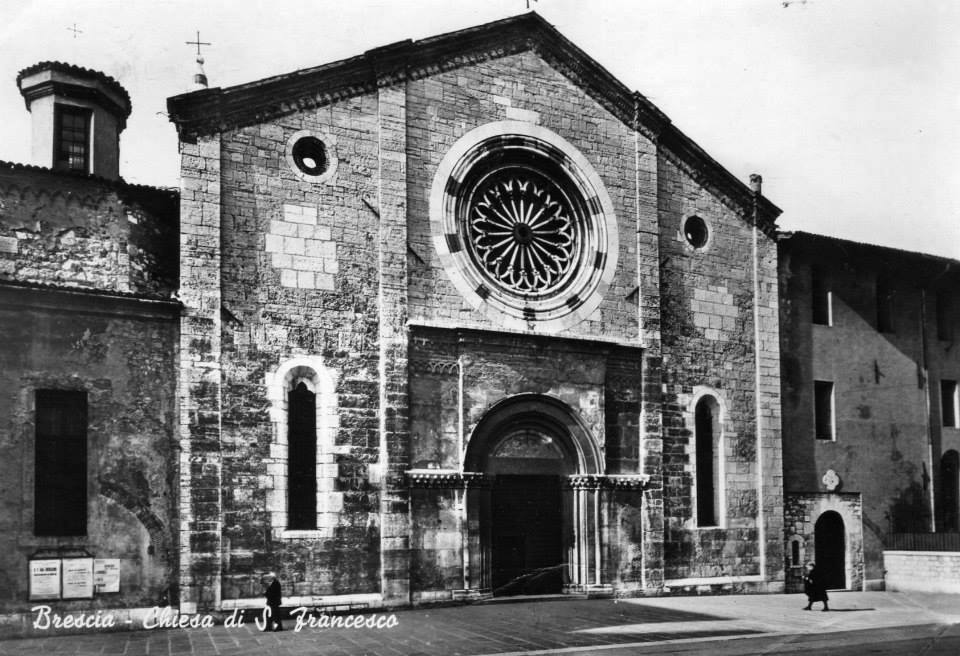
[[683, 215, 709, 249], [292, 137, 328, 176], [285, 130, 338, 183]]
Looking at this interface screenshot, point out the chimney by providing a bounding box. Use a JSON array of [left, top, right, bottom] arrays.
[[749, 173, 763, 195], [16, 62, 132, 180]]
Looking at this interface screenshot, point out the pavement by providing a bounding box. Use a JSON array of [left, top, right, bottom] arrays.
[[1, 591, 958, 656]]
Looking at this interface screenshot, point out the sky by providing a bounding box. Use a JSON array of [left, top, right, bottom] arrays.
[[1, 0, 957, 258]]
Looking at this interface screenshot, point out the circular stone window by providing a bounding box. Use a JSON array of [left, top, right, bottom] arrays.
[[285, 130, 338, 183], [683, 215, 709, 249], [431, 121, 618, 331], [292, 137, 328, 176]]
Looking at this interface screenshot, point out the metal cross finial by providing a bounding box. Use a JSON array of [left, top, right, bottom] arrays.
[[67, 23, 82, 39], [526, 0, 538, 9], [185, 30, 211, 57]]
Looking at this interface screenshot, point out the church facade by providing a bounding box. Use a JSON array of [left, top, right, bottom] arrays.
[[163, 13, 784, 611]]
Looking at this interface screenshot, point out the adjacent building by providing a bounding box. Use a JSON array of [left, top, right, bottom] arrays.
[[779, 231, 960, 592], [0, 63, 180, 622]]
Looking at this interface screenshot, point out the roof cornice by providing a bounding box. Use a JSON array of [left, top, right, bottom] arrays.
[[166, 12, 780, 224]]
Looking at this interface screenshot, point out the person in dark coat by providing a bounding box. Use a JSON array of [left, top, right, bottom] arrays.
[[802, 562, 829, 611], [262, 572, 284, 631]]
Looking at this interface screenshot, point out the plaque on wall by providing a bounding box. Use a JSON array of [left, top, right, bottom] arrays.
[[28, 559, 61, 600], [94, 559, 120, 593], [61, 558, 94, 599]]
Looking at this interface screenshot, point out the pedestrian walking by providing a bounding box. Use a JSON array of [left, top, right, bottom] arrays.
[[262, 572, 284, 631], [802, 561, 829, 611]]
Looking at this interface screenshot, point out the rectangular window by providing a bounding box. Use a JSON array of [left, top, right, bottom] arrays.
[[54, 105, 90, 173], [937, 291, 953, 341], [877, 277, 894, 333], [35, 390, 88, 536], [812, 269, 831, 326], [814, 381, 835, 440], [943, 380, 959, 428]]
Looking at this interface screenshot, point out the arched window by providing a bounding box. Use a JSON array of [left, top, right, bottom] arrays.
[[288, 381, 317, 529], [265, 357, 337, 539], [940, 450, 959, 532], [694, 395, 722, 527]]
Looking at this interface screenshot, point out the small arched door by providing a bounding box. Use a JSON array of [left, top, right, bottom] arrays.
[[814, 511, 846, 590]]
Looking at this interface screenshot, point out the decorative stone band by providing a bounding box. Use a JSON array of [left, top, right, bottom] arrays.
[[564, 474, 649, 490], [405, 470, 492, 489], [406, 470, 647, 491]]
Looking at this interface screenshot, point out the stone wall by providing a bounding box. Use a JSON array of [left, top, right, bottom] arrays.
[[884, 551, 960, 594], [0, 164, 177, 297], [656, 155, 783, 588], [405, 50, 650, 342], [783, 492, 864, 592], [185, 91, 388, 608]]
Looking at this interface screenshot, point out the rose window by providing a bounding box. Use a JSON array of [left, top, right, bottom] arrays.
[[431, 123, 619, 331], [467, 170, 578, 295]]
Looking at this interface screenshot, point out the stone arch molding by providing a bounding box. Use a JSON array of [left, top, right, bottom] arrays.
[[264, 356, 340, 539], [430, 120, 619, 332], [464, 393, 603, 475], [686, 386, 728, 529]]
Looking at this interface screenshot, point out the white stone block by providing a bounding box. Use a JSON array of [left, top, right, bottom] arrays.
[[293, 255, 320, 271], [283, 236, 305, 255], [297, 271, 315, 288], [280, 269, 297, 287], [506, 106, 540, 124], [284, 203, 317, 225], [270, 220, 298, 237], [315, 273, 335, 291], [271, 253, 292, 269], [265, 234, 283, 252], [304, 240, 325, 258]]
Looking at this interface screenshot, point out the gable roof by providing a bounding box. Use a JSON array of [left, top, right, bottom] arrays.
[[779, 231, 960, 282], [167, 12, 780, 229]]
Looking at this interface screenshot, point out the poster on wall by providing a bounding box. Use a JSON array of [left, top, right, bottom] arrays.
[[93, 559, 120, 593], [61, 558, 94, 599], [28, 559, 61, 600]]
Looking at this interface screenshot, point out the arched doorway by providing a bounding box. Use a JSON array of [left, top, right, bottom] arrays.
[[814, 511, 846, 589], [940, 451, 959, 532], [464, 394, 601, 596]]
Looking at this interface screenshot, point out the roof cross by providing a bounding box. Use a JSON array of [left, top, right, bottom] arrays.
[[67, 23, 82, 39], [185, 30, 211, 57]]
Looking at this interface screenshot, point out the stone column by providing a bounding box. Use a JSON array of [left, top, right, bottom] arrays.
[[373, 45, 412, 606], [177, 134, 223, 613], [635, 105, 664, 595]]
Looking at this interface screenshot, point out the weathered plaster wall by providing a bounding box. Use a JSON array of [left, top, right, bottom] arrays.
[[778, 239, 956, 585], [0, 302, 178, 615]]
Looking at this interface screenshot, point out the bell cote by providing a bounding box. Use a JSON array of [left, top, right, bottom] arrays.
[[16, 62, 132, 180]]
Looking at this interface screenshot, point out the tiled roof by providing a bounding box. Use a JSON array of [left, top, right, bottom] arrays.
[[779, 230, 960, 272], [16, 61, 132, 114], [0, 159, 178, 201]]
